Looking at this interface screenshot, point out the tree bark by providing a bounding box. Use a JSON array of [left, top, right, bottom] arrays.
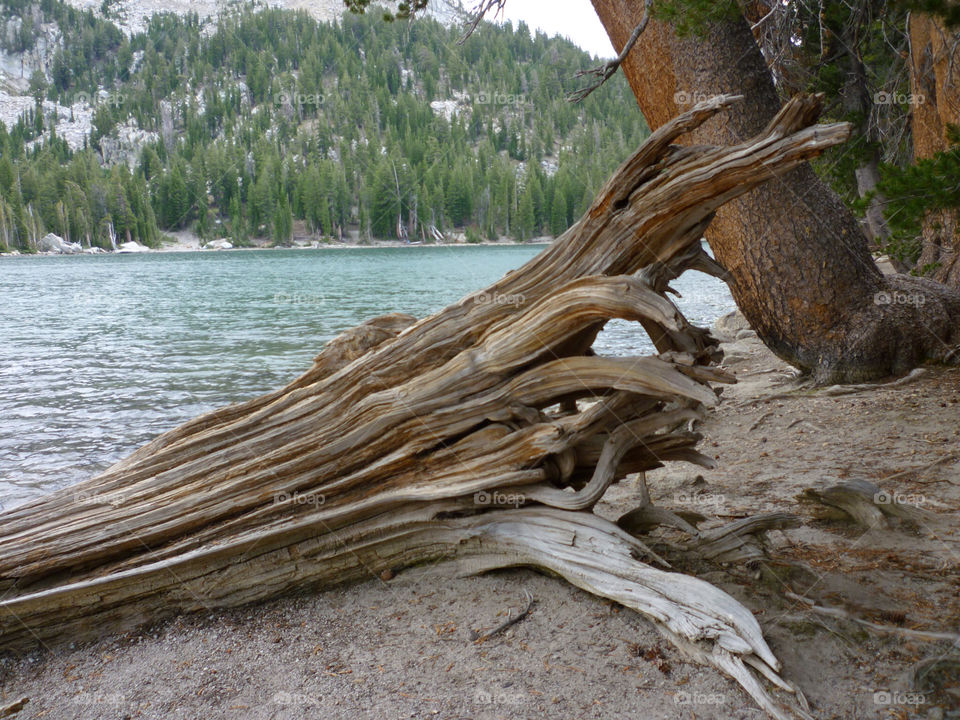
[[0, 97, 843, 720], [591, 0, 960, 382], [910, 12, 960, 286]]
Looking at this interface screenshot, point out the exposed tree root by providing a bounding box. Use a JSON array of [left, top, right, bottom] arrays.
[[784, 592, 960, 644], [801, 479, 938, 530], [819, 367, 928, 396]]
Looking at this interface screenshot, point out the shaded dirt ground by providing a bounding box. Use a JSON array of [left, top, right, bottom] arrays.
[[2, 324, 958, 720]]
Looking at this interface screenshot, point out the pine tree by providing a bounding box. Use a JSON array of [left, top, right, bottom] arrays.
[[549, 192, 566, 237], [161, 165, 190, 229], [272, 192, 293, 245], [517, 188, 535, 241], [228, 193, 247, 245], [370, 158, 400, 238]]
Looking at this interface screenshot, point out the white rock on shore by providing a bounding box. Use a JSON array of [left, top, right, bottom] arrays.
[[38, 233, 82, 254], [117, 240, 151, 253]]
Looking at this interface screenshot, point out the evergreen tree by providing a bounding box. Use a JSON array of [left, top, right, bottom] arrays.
[[159, 165, 190, 228], [549, 192, 566, 237], [272, 192, 292, 245], [517, 187, 535, 241], [369, 159, 400, 238]]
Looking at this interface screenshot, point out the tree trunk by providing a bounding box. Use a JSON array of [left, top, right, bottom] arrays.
[[590, 0, 960, 382], [855, 159, 890, 250], [909, 12, 960, 286], [0, 97, 843, 720]]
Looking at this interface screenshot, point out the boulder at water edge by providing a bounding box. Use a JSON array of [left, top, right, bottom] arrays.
[[117, 241, 151, 253], [712, 310, 753, 342], [39, 233, 82, 255]]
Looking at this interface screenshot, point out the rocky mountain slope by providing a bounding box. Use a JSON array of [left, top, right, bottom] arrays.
[[0, 0, 646, 251]]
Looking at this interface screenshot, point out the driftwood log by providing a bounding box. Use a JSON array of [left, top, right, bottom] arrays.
[[0, 95, 849, 720]]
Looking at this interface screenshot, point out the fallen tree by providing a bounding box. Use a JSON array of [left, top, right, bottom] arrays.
[[0, 96, 846, 720]]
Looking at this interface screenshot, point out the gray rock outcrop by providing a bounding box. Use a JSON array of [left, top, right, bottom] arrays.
[[39, 233, 82, 254]]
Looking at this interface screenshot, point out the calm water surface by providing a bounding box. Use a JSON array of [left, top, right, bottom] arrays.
[[0, 245, 733, 508]]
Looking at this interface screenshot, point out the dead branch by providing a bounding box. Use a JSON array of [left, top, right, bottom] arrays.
[[470, 589, 536, 642], [568, 0, 654, 103], [457, 0, 507, 44]]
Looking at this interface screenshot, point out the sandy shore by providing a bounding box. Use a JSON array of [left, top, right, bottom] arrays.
[[2, 325, 958, 719]]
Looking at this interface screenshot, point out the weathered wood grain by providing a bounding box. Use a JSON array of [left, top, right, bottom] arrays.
[[0, 95, 847, 720]]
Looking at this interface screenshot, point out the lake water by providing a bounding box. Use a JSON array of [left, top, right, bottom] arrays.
[[0, 245, 733, 508]]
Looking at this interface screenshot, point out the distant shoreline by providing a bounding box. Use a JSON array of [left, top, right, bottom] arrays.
[[1, 237, 555, 258]]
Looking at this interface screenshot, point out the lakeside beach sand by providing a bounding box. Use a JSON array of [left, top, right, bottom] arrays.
[[2, 328, 958, 719]]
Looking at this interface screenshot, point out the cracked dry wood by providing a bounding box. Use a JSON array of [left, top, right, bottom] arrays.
[[0, 95, 848, 720]]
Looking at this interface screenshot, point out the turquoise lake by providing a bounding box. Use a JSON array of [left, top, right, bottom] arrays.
[[0, 245, 734, 508]]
